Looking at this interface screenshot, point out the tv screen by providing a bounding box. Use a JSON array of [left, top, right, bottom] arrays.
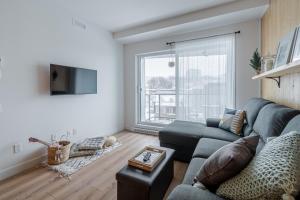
[[50, 64, 97, 95]]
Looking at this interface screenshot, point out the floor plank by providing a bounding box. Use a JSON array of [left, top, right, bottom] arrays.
[[0, 132, 188, 200]]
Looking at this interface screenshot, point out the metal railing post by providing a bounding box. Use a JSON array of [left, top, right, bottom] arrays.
[[148, 94, 151, 120], [158, 94, 161, 120], [144, 90, 176, 123]]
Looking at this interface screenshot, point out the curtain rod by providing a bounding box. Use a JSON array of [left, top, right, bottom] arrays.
[[166, 30, 240, 46]]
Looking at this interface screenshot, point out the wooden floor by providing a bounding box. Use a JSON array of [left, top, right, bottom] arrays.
[[0, 132, 188, 200]]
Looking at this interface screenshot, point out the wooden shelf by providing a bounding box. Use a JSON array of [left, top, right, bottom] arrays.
[[252, 60, 300, 80]]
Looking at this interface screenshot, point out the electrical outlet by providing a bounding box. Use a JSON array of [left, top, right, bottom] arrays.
[[13, 143, 22, 154]]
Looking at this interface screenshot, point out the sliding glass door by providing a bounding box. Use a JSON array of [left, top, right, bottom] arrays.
[[137, 34, 235, 127], [138, 53, 176, 125]]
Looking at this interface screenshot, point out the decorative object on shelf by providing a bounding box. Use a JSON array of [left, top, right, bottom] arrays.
[[249, 48, 262, 74], [291, 27, 300, 62], [29, 137, 71, 165], [261, 55, 276, 72], [128, 146, 166, 172], [274, 28, 297, 68], [252, 27, 300, 88]]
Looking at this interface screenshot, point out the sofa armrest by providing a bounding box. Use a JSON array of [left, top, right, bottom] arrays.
[[206, 118, 221, 128], [167, 184, 223, 200]]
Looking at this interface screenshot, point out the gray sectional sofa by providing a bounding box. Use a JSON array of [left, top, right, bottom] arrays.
[[158, 98, 300, 200]]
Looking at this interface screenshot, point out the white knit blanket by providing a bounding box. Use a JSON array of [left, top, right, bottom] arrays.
[[47, 142, 121, 177]]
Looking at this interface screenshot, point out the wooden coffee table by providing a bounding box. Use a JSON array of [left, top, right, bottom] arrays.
[[116, 147, 175, 200]]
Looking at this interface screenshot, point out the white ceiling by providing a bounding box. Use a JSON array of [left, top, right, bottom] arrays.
[[53, 0, 238, 32], [113, 0, 269, 43]]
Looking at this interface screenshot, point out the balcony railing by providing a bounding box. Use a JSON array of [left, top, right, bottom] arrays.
[[142, 89, 227, 124], [144, 89, 176, 124]]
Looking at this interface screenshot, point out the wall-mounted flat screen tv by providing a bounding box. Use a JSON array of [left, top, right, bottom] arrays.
[[50, 64, 97, 95]]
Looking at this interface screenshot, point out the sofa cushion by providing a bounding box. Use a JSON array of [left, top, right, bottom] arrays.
[[249, 132, 265, 153], [196, 135, 259, 189], [159, 141, 195, 162], [159, 120, 205, 145], [282, 114, 300, 134], [182, 158, 206, 185], [253, 103, 300, 142], [217, 131, 300, 200], [159, 120, 240, 162], [206, 118, 221, 128], [242, 98, 273, 136], [193, 138, 231, 159], [167, 184, 223, 200], [159, 120, 208, 162], [199, 127, 241, 142], [159, 121, 241, 145]]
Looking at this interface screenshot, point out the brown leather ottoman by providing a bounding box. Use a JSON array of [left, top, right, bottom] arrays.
[[116, 147, 175, 200]]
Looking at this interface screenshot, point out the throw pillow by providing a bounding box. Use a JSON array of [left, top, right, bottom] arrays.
[[224, 107, 237, 115], [218, 108, 237, 130], [217, 131, 300, 200], [219, 113, 234, 131], [195, 135, 259, 190], [219, 110, 246, 135]]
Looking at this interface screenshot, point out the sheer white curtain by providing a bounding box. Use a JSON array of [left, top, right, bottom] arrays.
[[175, 34, 235, 122]]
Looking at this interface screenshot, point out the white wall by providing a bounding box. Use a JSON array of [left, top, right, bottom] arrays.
[[124, 20, 260, 131], [0, 0, 124, 180]]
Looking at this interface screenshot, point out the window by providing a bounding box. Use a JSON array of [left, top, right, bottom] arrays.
[[176, 35, 235, 122], [137, 34, 235, 126]]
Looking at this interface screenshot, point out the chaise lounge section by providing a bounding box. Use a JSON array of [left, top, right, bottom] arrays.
[[159, 98, 300, 199], [159, 98, 272, 162]]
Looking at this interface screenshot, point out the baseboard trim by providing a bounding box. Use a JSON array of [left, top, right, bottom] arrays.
[[0, 155, 46, 181], [133, 126, 159, 136]]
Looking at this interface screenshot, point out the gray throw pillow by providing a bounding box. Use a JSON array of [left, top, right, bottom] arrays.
[[219, 113, 234, 131], [195, 135, 259, 190], [218, 108, 236, 131], [224, 108, 237, 115], [219, 110, 246, 135]]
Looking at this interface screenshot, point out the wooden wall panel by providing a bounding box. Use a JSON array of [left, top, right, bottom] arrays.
[[261, 0, 300, 109]]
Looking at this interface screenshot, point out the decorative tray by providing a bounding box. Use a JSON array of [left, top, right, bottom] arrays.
[[128, 146, 166, 172]]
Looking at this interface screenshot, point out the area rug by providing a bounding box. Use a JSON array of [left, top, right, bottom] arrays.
[[47, 142, 121, 177]]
